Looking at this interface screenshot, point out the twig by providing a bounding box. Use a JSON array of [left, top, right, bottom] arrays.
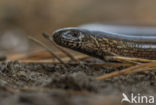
[[27, 36, 67, 66], [133, 67, 156, 73], [42, 32, 78, 62], [17, 54, 89, 64], [105, 56, 154, 63], [0, 54, 89, 64], [96, 61, 156, 80], [11, 60, 133, 69], [90, 63, 133, 68]]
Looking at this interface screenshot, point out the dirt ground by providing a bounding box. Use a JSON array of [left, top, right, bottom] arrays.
[[0, 58, 155, 105]]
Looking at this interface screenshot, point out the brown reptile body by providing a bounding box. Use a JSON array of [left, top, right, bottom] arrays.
[[53, 24, 156, 60]]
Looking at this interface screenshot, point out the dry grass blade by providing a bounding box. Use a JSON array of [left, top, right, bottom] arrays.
[[105, 56, 155, 63], [134, 67, 156, 73], [42, 32, 78, 62], [91, 63, 134, 68], [96, 61, 156, 80], [27, 36, 67, 66], [7, 50, 50, 60], [17, 54, 89, 64], [16, 60, 133, 68]]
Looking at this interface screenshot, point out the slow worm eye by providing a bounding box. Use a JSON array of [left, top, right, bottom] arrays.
[[61, 31, 84, 41]]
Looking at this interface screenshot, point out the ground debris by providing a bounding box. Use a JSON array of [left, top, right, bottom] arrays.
[[0, 59, 155, 105]]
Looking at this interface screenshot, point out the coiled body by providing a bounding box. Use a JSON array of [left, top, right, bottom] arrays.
[[53, 24, 156, 60]]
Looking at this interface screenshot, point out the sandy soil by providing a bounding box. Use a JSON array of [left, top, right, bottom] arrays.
[[0, 59, 155, 105]]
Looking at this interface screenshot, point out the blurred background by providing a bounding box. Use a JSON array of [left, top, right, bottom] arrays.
[[0, 0, 156, 59]]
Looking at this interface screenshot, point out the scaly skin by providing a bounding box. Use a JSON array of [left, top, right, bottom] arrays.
[[52, 25, 156, 60]]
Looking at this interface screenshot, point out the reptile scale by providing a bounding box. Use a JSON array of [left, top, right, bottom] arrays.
[[53, 24, 156, 60]]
